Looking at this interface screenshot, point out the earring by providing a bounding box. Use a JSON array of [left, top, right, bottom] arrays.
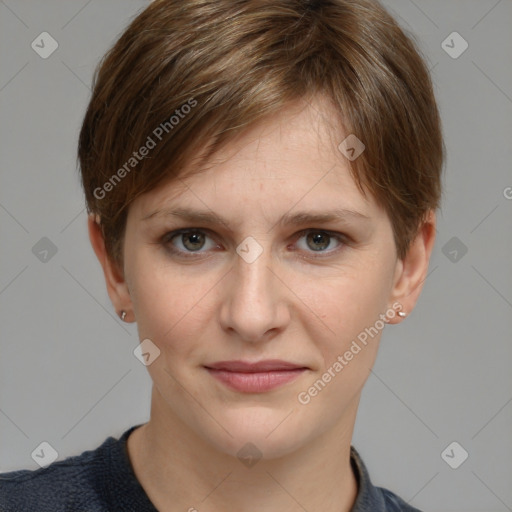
[[120, 310, 127, 321], [398, 311, 406, 318]]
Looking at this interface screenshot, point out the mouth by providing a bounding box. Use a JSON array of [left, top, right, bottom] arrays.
[[203, 360, 308, 393]]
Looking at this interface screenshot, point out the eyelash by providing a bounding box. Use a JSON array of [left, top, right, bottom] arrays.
[[160, 228, 348, 260]]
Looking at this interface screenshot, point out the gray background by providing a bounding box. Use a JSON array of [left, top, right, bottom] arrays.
[[1, 1, 511, 511]]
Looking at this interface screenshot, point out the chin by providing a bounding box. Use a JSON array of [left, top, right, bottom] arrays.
[[205, 406, 311, 462]]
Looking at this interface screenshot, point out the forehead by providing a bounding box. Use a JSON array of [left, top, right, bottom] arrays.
[[131, 96, 376, 221]]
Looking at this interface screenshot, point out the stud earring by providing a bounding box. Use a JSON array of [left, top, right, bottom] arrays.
[[120, 310, 127, 321], [397, 311, 406, 318]]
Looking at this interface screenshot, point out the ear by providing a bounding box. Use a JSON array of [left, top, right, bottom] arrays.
[[87, 213, 134, 322], [387, 210, 437, 323]]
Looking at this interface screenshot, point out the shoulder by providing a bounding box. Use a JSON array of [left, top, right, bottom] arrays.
[[377, 486, 423, 512], [350, 446, 423, 512], [0, 431, 124, 512]]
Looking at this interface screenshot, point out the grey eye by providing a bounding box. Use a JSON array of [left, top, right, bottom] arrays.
[[305, 232, 332, 251], [167, 230, 216, 253], [180, 232, 206, 251]]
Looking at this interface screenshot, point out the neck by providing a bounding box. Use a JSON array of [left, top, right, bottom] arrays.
[[127, 386, 359, 512]]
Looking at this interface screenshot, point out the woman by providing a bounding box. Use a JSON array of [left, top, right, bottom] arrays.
[[0, 0, 443, 510]]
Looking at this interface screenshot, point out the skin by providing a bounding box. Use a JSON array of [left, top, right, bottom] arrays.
[[88, 95, 436, 512]]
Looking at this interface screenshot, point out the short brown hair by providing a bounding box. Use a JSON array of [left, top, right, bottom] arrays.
[[78, 0, 444, 266]]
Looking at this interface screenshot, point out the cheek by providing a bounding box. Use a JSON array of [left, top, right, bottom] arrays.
[[128, 257, 217, 350], [291, 277, 388, 430], [295, 276, 387, 415], [296, 262, 390, 365]]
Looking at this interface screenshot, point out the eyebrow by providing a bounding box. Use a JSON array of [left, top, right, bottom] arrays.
[[141, 206, 370, 229]]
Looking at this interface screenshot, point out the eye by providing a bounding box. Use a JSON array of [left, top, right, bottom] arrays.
[[161, 228, 346, 258], [163, 229, 219, 256], [293, 229, 345, 256]]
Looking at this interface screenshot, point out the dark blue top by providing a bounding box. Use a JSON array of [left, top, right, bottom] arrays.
[[0, 424, 422, 511]]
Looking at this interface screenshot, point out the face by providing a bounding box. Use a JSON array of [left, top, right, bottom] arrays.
[[119, 97, 405, 459]]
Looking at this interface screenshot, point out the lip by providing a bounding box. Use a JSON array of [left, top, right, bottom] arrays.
[[204, 360, 308, 393], [205, 359, 306, 372]]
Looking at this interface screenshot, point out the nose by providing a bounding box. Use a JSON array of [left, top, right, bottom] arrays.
[[219, 242, 290, 343]]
